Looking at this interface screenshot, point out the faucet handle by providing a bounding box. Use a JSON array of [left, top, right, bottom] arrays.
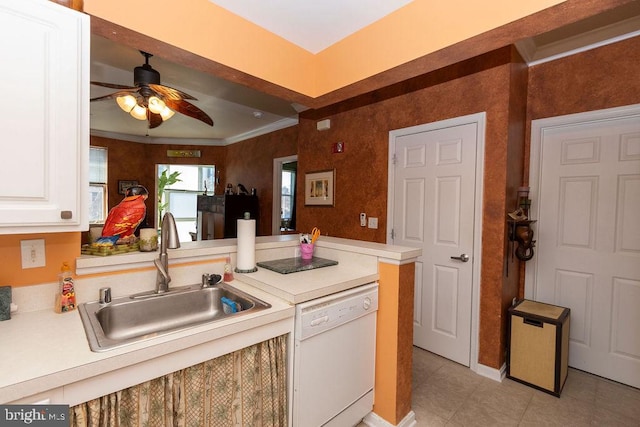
[[202, 273, 211, 288], [99, 287, 112, 304]]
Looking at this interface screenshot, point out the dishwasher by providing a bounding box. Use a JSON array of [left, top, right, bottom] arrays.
[[292, 282, 379, 427]]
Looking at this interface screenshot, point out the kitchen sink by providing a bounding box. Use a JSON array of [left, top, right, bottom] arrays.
[[79, 282, 271, 352]]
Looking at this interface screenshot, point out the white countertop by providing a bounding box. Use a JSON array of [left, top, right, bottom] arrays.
[[0, 280, 293, 404], [1, 235, 419, 404], [237, 262, 378, 304]]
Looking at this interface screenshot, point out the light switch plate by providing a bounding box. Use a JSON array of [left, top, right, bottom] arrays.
[[21, 239, 46, 269], [368, 217, 378, 229]]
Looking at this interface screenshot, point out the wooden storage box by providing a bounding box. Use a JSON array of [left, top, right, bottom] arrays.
[[507, 299, 570, 396]]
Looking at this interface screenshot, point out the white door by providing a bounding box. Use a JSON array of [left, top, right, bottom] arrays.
[[527, 105, 640, 388], [389, 115, 483, 366]]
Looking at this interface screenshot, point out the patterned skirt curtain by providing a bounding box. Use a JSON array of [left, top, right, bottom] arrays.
[[70, 334, 288, 427]]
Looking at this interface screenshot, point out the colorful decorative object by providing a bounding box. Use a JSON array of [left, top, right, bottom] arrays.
[[101, 185, 149, 242]]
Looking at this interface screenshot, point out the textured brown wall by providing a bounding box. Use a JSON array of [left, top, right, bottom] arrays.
[[297, 36, 639, 369], [225, 126, 299, 236], [519, 35, 640, 297], [298, 48, 520, 243], [295, 47, 528, 369], [498, 61, 529, 366], [90, 136, 226, 230], [91, 126, 297, 239], [525, 35, 640, 180]]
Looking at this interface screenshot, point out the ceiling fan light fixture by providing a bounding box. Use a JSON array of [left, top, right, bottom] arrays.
[[159, 106, 175, 121], [130, 104, 147, 120], [92, 50, 213, 129], [147, 96, 166, 114], [116, 94, 137, 113]]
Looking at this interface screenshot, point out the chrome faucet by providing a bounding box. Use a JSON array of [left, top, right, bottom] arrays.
[[155, 212, 181, 293]]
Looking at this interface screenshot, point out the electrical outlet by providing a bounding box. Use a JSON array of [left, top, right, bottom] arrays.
[[360, 213, 367, 227], [368, 217, 378, 229], [21, 239, 46, 269]]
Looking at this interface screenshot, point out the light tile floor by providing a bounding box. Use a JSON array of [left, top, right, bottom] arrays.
[[409, 346, 640, 426]]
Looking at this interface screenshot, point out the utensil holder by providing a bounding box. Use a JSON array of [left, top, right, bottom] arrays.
[[300, 243, 314, 260]]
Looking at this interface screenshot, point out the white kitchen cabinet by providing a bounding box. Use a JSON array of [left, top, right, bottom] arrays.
[[0, 0, 89, 234], [8, 387, 63, 405]]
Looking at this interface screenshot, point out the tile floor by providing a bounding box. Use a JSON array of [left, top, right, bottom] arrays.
[[408, 346, 640, 426]]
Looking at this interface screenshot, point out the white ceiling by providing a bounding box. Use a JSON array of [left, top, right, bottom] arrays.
[[90, 2, 640, 145], [208, 0, 413, 54]]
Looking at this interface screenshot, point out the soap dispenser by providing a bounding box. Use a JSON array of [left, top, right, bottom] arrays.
[[55, 262, 77, 313]]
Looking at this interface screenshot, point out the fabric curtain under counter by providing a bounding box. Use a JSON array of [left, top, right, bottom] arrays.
[[69, 334, 288, 427]]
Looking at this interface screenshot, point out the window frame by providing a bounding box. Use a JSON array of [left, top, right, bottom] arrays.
[[88, 146, 108, 224]]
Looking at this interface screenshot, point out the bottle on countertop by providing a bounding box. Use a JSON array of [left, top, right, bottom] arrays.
[[55, 262, 76, 313], [223, 256, 234, 282]]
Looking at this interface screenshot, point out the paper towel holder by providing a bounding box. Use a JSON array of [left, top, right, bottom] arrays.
[[235, 213, 258, 273]]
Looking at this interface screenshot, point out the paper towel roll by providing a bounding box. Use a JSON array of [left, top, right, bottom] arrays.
[[236, 218, 257, 273]]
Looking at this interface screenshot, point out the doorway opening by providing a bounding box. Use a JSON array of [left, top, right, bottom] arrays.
[[273, 155, 298, 235]]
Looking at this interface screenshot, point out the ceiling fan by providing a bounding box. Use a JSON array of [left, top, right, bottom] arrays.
[[90, 51, 214, 129]]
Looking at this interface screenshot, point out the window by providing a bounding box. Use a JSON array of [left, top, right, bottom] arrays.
[[281, 171, 295, 220], [89, 146, 108, 224], [280, 161, 296, 230], [158, 164, 215, 242]]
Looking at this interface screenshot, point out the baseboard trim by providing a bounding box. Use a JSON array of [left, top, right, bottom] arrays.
[[475, 362, 506, 382], [362, 410, 417, 427]]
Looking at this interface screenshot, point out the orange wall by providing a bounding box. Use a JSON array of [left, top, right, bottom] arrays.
[[83, 0, 316, 96], [314, 0, 564, 95], [374, 261, 414, 423], [82, 0, 565, 97], [0, 233, 80, 286]]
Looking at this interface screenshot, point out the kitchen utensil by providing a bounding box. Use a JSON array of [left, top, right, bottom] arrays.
[[311, 227, 320, 244]]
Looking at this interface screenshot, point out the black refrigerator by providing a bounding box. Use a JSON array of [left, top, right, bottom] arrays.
[[197, 195, 259, 239]]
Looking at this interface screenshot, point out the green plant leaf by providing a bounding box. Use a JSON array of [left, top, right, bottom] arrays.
[[157, 170, 182, 224]]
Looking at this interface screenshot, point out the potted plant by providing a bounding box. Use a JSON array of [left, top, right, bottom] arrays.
[[157, 170, 181, 227]]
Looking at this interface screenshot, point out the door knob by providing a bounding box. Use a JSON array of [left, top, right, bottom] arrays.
[[451, 253, 470, 262]]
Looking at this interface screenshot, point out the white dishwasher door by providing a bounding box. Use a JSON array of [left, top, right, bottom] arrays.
[[293, 283, 378, 427]]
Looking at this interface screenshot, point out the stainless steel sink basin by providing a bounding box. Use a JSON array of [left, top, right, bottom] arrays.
[[79, 282, 271, 352]]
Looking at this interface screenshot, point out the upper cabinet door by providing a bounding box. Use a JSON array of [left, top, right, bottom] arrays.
[[0, 0, 89, 234]]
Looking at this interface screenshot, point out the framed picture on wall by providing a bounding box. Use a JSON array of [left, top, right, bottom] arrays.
[[305, 169, 335, 206], [118, 180, 138, 195]]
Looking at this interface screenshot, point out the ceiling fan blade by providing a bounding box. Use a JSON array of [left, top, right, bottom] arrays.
[[147, 110, 163, 129], [90, 91, 137, 102], [91, 81, 138, 90], [149, 83, 197, 101], [164, 99, 214, 126]]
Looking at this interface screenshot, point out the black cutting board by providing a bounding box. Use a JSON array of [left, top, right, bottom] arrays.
[[256, 257, 338, 274]]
